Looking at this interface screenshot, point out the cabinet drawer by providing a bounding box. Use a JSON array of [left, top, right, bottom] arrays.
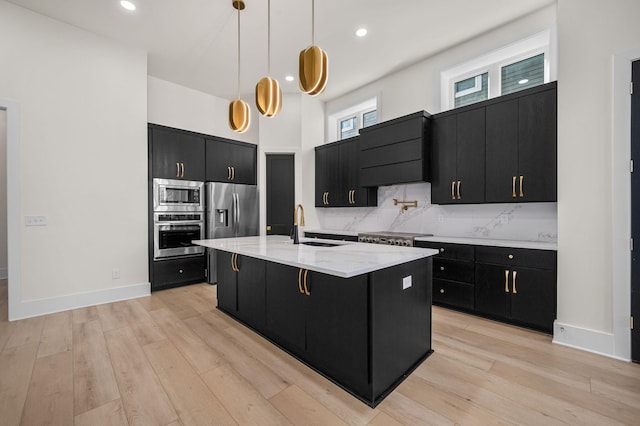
[[152, 255, 206, 290], [415, 241, 474, 261], [475, 246, 555, 270], [433, 259, 474, 283], [433, 279, 474, 310]]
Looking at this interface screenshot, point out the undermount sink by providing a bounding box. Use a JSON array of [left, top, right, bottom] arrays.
[[301, 241, 341, 247]]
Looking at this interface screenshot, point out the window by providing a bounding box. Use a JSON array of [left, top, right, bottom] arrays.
[[441, 30, 554, 110], [327, 97, 378, 142]]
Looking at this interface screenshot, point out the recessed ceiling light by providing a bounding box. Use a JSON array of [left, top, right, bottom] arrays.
[[120, 1, 136, 11], [356, 28, 368, 37], [285, 75, 294, 82], [518, 79, 529, 85]]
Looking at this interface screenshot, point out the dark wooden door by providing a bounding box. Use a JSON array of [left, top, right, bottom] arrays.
[[305, 272, 369, 392], [236, 255, 266, 331], [509, 267, 556, 332], [325, 144, 343, 206], [264, 262, 306, 355], [475, 263, 511, 320], [340, 141, 355, 206], [266, 154, 294, 235], [230, 143, 257, 185], [456, 108, 486, 204], [315, 147, 328, 207], [485, 99, 519, 202], [431, 115, 458, 204], [151, 127, 205, 180], [518, 88, 557, 202], [216, 251, 237, 314], [205, 138, 234, 182], [632, 59, 640, 362]]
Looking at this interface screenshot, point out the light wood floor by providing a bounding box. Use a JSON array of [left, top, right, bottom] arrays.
[[1, 279, 639, 425]]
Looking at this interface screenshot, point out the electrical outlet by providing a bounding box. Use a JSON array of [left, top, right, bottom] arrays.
[[112, 268, 120, 279], [25, 215, 47, 226]]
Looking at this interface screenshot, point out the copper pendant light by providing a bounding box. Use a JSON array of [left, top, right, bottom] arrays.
[[229, 0, 250, 133], [256, 0, 282, 117], [299, 0, 328, 96]]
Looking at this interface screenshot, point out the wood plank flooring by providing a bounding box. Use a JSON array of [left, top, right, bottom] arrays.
[[1, 279, 639, 425]]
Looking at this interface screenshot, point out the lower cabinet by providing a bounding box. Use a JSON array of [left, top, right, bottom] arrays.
[[475, 246, 556, 332], [151, 255, 206, 291], [218, 252, 433, 407], [216, 251, 266, 332]]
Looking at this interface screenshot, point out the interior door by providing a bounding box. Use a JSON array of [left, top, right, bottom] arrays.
[[631, 59, 640, 362], [266, 154, 294, 235]]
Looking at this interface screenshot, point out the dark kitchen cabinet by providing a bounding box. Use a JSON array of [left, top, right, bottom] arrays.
[[415, 241, 475, 310], [206, 137, 257, 185], [315, 137, 376, 207], [151, 255, 206, 291], [485, 83, 557, 202], [359, 111, 431, 187], [149, 125, 205, 181], [264, 262, 368, 392], [216, 251, 266, 331], [475, 246, 556, 332], [431, 108, 485, 204]]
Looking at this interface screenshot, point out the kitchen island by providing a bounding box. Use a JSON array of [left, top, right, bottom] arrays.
[[194, 235, 438, 407]]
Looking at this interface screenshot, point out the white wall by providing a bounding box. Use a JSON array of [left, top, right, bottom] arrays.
[[0, 1, 149, 319], [148, 76, 259, 144], [0, 109, 6, 279], [553, 0, 640, 359], [315, 5, 558, 243]]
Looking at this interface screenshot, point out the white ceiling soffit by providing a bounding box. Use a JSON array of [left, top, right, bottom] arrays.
[[7, 0, 555, 101]]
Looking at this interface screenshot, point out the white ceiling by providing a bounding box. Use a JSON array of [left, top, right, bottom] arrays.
[[7, 0, 554, 101]]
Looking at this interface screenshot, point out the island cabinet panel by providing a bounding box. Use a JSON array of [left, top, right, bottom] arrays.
[[359, 111, 431, 187], [415, 241, 475, 310], [475, 246, 556, 332], [485, 83, 557, 203], [216, 251, 266, 332], [430, 108, 485, 204], [315, 137, 376, 207], [206, 137, 257, 185], [150, 125, 206, 181]]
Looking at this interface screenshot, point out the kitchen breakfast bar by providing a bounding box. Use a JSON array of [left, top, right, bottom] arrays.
[[194, 235, 438, 407]]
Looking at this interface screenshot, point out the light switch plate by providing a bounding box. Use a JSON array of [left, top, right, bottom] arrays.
[[402, 275, 412, 290], [25, 216, 47, 226]]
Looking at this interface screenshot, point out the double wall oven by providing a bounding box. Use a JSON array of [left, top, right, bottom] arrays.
[[153, 178, 205, 260]]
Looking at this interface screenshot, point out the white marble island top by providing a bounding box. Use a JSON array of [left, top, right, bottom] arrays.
[[194, 235, 438, 278]]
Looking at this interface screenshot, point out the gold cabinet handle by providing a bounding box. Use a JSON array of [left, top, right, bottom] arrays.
[[298, 268, 304, 294], [234, 253, 240, 272], [179, 269, 183, 274], [451, 181, 456, 200], [230, 253, 236, 272], [440, 266, 445, 271], [181, 162, 185, 178], [303, 269, 310, 296], [457, 181, 461, 200], [176, 162, 181, 178], [508, 254, 514, 260], [227, 166, 231, 180], [440, 248, 444, 253], [512, 176, 517, 198], [439, 288, 445, 294], [519, 175, 524, 197], [512, 270, 518, 294], [326, 192, 330, 205], [504, 270, 510, 293], [231, 166, 235, 181]]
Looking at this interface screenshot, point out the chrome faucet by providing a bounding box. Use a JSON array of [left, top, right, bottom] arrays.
[[292, 204, 305, 244]]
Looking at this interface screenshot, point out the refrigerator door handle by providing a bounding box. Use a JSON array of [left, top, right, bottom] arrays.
[[235, 192, 241, 233]]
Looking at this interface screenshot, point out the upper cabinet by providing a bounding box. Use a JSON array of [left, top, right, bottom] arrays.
[[431, 81, 557, 205], [358, 111, 431, 187], [149, 125, 205, 181], [315, 137, 377, 208], [431, 108, 486, 204], [485, 83, 557, 202], [206, 137, 257, 185]]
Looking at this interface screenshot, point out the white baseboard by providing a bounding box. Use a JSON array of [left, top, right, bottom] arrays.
[[9, 282, 151, 321], [0, 267, 7, 280], [552, 321, 629, 362]]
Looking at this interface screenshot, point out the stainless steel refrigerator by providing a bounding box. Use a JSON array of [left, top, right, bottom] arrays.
[[206, 182, 259, 284]]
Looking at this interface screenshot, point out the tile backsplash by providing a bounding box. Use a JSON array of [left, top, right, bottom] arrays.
[[316, 182, 557, 242]]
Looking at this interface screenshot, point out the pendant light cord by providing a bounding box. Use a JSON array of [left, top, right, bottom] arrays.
[[237, 5, 241, 99], [311, 0, 315, 45], [267, 0, 271, 75]]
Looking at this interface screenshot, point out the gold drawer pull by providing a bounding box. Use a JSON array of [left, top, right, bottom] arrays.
[[440, 248, 445, 253], [512, 270, 518, 294], [440, 266, 445, 271], [508, 254, 514, 260], [303, 269, 310, 296], [298, 268, 304, 294], [457, 181, 461, 200], [439, 288, 445, 294], [504, 270, 510, 293], [451, 181, 455, 200], [519, 175, 524, 197], [512, 176, 517, 198]]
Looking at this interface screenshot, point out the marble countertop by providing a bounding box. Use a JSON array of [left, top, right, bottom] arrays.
[[304, 229, 557, 251], [193, 235, 438, 278]]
